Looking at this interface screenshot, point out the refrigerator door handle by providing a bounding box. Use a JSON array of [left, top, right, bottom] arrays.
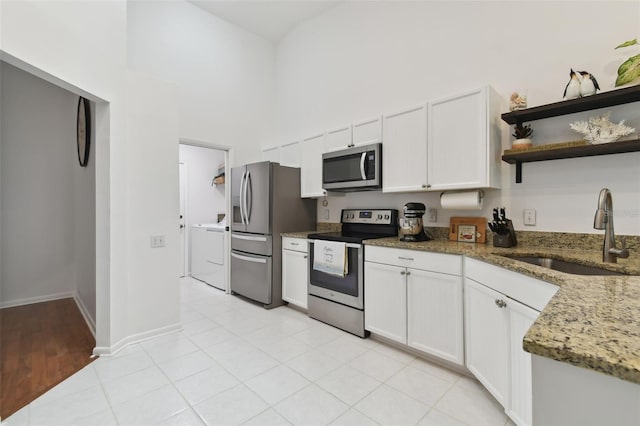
[[239, 170, 247, 224], [360, 152, 367, 180], [246, 170, 253, 224], [231, 252, 267, 264]]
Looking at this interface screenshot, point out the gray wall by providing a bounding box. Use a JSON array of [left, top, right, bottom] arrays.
[[0, 62, 96, 328]]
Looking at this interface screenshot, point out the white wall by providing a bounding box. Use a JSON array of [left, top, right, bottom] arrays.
[[179, 144, 226, 273], [0, 62, 95, 321], [127, 0, 276, 166], [275, 1, 640, 235], [1, 1, 183, 352]]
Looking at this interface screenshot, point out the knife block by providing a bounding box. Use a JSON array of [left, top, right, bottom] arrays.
[[493, 220, 518, 248]]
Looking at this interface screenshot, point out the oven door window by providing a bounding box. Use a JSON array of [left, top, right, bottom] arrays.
[[309, 244, 359, 296]]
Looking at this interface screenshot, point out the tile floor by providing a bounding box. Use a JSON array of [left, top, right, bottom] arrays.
[[3, 278, 514, 426]]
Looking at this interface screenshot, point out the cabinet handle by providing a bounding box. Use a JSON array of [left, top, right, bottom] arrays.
[[400, 271, 406, 275], [303, 255, 308, 259], [290, 242, 299, 246], [398, 256, 414, 261], [495, 299, 507, 308], [405, 271, 411, 276]]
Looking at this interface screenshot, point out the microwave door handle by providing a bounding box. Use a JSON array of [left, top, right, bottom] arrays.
[[360, 152, 367, 180], [246, 170, 252, 224]]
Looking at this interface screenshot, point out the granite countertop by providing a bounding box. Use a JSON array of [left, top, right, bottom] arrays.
[[281, 231, 318, 238], [365, 237, 640, 384]]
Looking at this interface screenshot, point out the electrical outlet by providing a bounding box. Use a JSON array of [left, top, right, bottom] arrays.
[[523, 209, 536, 226], [150, 235, 166, 248], [427, 208, 437, 222]]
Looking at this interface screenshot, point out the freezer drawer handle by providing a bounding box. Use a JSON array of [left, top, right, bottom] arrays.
[[231, 252, 267, 264], [232, 234, 268, 242]]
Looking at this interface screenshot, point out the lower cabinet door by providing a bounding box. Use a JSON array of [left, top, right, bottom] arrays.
[[508, 299, 539, 426], [407, 269, 464, 365], [364, 262, 407, 343], [465, 278, 510, 406], [282, 249, 309, 309]]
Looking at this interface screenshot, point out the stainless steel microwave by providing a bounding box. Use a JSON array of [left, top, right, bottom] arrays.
[[322, 143, 382, 192]]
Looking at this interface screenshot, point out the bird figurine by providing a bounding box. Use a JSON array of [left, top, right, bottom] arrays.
[[578, 70, 600, 97], [563, 68, 582, 100]]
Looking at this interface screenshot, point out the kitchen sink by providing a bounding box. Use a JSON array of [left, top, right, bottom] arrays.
[[502, 256, 628, 276]]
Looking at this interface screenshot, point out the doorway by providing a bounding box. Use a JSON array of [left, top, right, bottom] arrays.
[[0, 59, 104, 418], [178, 142, 230, 292]]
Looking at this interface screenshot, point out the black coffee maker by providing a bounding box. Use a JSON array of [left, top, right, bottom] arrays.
[[399, 202, 432, 242]]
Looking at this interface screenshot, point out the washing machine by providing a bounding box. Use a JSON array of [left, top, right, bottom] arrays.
[[191, 223, 226, 290]]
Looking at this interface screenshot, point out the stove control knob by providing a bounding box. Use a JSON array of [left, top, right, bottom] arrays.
[[377, 214, 383, 220], [384, 214, 390, 219]]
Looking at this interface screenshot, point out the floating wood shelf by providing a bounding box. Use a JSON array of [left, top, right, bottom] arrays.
[[502, 139, 640, 183], [501, 85, 640, 125]]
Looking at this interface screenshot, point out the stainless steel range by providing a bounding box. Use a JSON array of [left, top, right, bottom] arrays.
[[307, 209, 398, 337]]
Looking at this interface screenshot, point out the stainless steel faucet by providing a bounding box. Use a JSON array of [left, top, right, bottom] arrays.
[[593, 188, 629, 263]]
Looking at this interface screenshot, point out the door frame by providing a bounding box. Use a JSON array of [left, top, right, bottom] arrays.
[[178, 138, 233, 293], [178, 162, 188, 277]]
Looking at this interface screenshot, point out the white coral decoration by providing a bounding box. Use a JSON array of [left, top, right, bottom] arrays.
[[569, 112, 635, 144]]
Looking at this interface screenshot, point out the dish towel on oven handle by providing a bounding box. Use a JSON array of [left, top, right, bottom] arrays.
[[313, 240, 348, 277]]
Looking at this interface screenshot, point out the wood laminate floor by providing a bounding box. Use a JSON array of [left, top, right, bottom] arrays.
[[0, 298, 96, 419]]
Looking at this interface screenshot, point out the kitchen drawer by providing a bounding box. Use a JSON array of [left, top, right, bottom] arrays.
[[465, 257, 558, 311], [365, 246, 462, 276], [282, 237, 308, 253]]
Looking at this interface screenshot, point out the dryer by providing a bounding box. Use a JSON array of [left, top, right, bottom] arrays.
[[191, 223, 226, 290]]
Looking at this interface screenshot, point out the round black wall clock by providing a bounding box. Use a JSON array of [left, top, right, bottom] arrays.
[[76, 96, 91, 167]]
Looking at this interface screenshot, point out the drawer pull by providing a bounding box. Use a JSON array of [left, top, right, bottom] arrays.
[[398, 256, 414, 261], [495, 299, 507, 308], [290, 242, 299, 246]]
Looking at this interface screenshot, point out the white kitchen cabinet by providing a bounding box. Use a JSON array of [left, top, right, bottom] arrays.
[[364, 261, 407, 343], [364, 246, 463, 364], [407, 268, 464, 365], [464, 258, 558, 426], [508, 300, 539, 426], [352, 116, 382, 146], [382, 104, 428, 192], [325, 125, 353, 152], [261, 145, 280, 163], [280, 141, 301, 167], [282, 237, 309, 309], [300, 133, 326, 198], [427, 86, 501, 190], [465, 278, 510, 406]]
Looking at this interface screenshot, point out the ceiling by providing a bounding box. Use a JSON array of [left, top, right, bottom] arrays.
[[188, 1, 342, 43]]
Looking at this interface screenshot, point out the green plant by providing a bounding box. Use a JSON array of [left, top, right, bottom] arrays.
[[512, 123, 533, 139], [615, 38, 640, 87]]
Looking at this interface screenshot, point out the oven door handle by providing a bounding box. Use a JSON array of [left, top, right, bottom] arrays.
[[308, 239, 362, 249]]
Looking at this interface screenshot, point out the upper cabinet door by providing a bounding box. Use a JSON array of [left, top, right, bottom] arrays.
[[300, 133, 326, 198], [280, 141, 301, 167], [261, 145, 280, 163], [352, 116, 382, 147], [325, 125, 353, 153], [382, 104, 428, 193], [428, 86, 501, 190]]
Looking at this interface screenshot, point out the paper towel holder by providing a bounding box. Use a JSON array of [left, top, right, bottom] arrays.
[[440, 190, 484, 201]]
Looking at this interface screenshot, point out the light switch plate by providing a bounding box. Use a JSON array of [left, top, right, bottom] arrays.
[[151, 235, 166, 248]]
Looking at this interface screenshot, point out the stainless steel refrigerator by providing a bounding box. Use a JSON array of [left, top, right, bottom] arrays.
[[231, 161, 316, 308]]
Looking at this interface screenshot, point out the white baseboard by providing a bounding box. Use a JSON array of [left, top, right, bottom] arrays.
[[93, 322, 183, 357], [0, 291, 75, 309], [73, 293, 96, 338]]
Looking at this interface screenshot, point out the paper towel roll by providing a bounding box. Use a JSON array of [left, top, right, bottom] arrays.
[[440, 191, 483, 210]]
